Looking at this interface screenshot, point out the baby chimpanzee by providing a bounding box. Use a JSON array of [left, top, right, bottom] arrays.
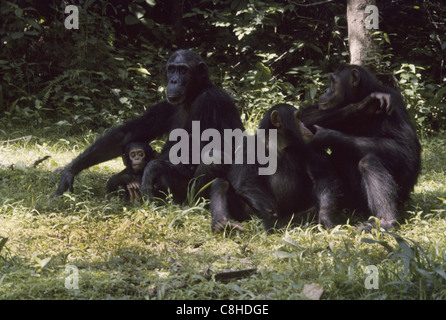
[[107, 142, 154, 201]]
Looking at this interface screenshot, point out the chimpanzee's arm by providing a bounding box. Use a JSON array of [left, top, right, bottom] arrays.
[[107, 170, 143, 201], [301, 92, 391, 130], [106, 170, 132, 194], [311, 125, 400, 156], [53, 101, 175, 197]]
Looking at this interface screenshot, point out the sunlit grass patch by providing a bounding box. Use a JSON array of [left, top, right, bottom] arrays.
[[1, 127, 446, 299]]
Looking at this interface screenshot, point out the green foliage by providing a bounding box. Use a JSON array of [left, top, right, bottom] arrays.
[[1, 0, 445, 133], [0, 0, 166, 133], [362, 231, 446, 298]]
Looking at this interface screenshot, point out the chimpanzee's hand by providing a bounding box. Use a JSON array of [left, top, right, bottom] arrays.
[[211, 216, 246, 233], [126, 181, 141, 201], [369, 92, 393, 115], [53, 165, 75, 198], [348, 92, 393, 116]]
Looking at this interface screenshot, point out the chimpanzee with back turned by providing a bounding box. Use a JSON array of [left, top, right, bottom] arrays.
[[210, 104, 315, 232], [300, 65, 421, 230], [53, 50, 244, 202], [107, 142, 154, 201]]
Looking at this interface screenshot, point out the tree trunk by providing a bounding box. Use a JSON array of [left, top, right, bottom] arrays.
[[347, 0, 379, 68]]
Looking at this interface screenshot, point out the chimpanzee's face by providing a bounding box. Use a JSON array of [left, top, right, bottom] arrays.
[[129, 148, 146, 172], [318, 74, 344, 110], [318, 68, 361, 110], [166, 56, 192, 105]]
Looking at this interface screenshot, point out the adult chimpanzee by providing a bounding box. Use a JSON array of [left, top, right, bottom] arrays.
[[53, 50, 244, 201], [210, 104, 315, 232], [301, 65, 421, 230], [107, 142, 154, 201]]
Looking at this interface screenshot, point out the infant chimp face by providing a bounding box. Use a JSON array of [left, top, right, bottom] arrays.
[[129, 148, 146, 172]]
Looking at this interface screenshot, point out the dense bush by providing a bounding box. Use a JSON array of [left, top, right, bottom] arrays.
[[0, 0, 445, 134]]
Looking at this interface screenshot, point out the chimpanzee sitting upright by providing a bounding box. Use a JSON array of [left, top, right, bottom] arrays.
[[53, 50, 243, 202], [107, 142, 154, 201], [210, 104, 315, 232], [301, 65, 421, 230]]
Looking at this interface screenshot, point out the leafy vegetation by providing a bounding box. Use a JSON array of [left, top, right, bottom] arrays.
[[1, 0, 446, 300], [1, 1, 445, 133]]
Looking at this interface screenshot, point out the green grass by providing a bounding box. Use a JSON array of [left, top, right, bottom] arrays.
[[1, 125, 445, 300]]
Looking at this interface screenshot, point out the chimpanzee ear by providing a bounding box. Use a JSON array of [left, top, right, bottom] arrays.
[[350, 68, 361, 87], [270, 110, 281, 128]]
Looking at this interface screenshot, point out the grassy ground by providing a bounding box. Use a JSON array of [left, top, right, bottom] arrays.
[[0, 124, 445, 300]]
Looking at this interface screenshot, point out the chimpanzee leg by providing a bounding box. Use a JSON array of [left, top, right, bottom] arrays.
[[210, 178, 251, 232], [358, 154, 399, 230], [236, 185, 281, 231], [307, 151, 343, 228], [192, 162, 231, 199]]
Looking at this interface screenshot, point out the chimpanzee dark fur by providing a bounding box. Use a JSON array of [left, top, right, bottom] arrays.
[[301, 65, 421, 230], [54, 50, 243, 203], [210, 104, 315, 232]]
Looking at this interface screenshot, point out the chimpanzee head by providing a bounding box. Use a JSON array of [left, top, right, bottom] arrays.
[[165, 50, 212, 105], [260, 104, 313, 148], [123, 142, 153, 173], [318, 65, 381, 110]]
